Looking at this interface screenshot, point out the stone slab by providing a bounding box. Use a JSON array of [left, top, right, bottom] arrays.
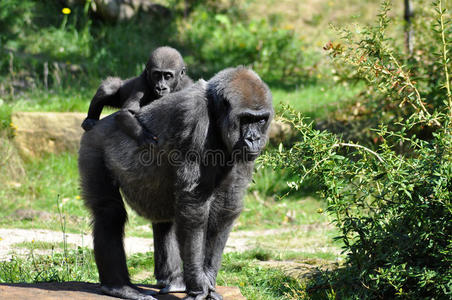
[[11, 112, 86, 157], [0, 282, 245, 299]]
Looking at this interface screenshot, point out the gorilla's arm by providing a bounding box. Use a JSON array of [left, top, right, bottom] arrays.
[[82, 75, 148, 132], [82, 77, 123, 131], [114, 109, 157, 145]]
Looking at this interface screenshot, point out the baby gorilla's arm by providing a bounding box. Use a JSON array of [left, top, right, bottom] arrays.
[[121, 91, 143, 114], [82, 77, 123, 131], [115, 110, 157, 145]]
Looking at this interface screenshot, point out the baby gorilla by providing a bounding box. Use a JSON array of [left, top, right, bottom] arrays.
[[81, 46, 193, 144]]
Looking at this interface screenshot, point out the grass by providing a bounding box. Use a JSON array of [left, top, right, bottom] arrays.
[[12, 241, 76, 250], [272, 81, 364, 119], [246, 0, 403, 43]]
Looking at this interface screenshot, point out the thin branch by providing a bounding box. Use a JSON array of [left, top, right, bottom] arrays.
[[333, 142, 385, 164], [388, 53, 442, 127], [438, 0, 452, 119]]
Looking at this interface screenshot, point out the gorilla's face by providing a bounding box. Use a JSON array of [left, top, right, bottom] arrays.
[[222, 108, 271, 161], [209, 67, 273, 162], [147, 68, 184, 98]]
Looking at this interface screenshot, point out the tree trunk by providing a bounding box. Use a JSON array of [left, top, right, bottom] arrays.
[[404, 0, 414, 55]]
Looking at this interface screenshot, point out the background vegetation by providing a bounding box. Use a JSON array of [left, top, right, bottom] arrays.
[[0, 0, 450, 299]]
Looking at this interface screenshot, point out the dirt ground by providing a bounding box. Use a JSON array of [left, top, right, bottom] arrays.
[[0, 224, 340, 260]]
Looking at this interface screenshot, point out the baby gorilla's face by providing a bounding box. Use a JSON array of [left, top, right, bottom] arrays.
[[147, 68, 180, 98]]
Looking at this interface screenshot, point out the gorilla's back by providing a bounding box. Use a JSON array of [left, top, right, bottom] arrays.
[[81, 79, 210, 223], [103, 129, 178, 222]]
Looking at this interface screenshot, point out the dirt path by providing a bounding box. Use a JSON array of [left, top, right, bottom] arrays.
[[0, 224, 340, 260]]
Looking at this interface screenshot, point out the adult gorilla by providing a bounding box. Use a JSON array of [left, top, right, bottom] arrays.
[[78, 67, 273, 300]]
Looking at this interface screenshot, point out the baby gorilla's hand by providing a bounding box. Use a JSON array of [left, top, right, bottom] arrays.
[[81, 118, 98, 131], [115, 110, 158, 146]]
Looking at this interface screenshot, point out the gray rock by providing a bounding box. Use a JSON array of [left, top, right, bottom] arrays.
[[91, 0, 171, 21], [11, 112, 85, 157], [268, 119, 295, 144]]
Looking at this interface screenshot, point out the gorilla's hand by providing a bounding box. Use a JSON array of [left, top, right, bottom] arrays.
[[81, 118, 98, 131], [183, 273, 218, 300]]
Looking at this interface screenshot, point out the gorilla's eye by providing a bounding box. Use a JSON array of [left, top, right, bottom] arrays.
[[241, 115, 268, 125], [152, 72, 161, 80], [164, 73, 173, 80]]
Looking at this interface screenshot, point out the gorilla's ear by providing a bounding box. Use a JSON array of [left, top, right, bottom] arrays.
[[180, 67, 186, 77]]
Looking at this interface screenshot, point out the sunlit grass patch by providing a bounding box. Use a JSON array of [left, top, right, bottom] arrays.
[[11, 240, 75, 250]]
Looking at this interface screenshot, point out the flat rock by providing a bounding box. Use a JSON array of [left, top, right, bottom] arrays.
[[12, 112, 86, 157], [0, 282, 245, 300], [268, 119, 294, 144]]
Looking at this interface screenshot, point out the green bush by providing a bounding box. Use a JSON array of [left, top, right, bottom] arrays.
[[176, 9, 311, 84], [264, 1, 452, 298], [323, 0, 452, 146], [0, 0, 33, 46]]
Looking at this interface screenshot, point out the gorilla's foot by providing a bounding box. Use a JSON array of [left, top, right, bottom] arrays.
[[159, 276, 186, 293], [101, 284, 157, 300], [208, 291, 223, 300], [154, 279, 167, 289]]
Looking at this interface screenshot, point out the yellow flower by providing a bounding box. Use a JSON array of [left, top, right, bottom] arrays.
[[317, 208, 324, 213], [62, 8, 71, 15], [283, 24, 295, 31], [0, 237, 3, 241], [9, 122, 17, 130], [75, 195, 81, 200], [239, 282, 245, 287]]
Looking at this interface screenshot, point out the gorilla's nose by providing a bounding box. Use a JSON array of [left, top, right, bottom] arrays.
[[245, 136, 261, 151], [246, 136, 260, 143], [246, 132, 261, 142], [155, 86, 169, 96], [156, 86, 168, 92]]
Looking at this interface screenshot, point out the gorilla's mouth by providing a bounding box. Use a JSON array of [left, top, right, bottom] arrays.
[[155, 89, 170, 97], [245, 151, 260, 161], [240, 147, 260, 161]]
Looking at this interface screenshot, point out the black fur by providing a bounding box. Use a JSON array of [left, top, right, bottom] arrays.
[[81, 46, 193, 144], [78, 67, 273, 300]]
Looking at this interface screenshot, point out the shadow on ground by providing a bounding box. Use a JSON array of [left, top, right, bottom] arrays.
[[0, 282, 244, 299]]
